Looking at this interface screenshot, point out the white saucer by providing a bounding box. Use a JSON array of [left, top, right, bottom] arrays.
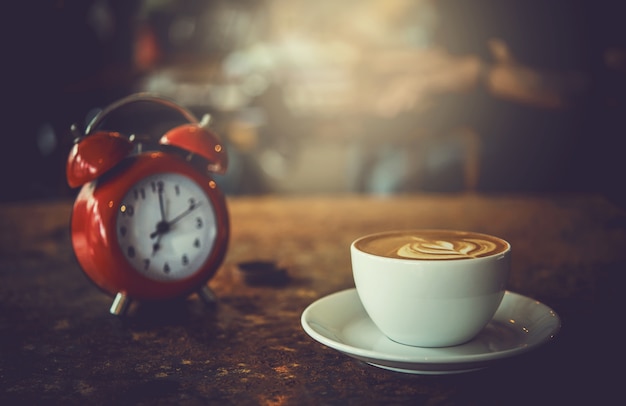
[[301, 289, 561, 374]]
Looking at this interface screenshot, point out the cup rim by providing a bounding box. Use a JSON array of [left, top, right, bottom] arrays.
[[351, 229, 511, 263]]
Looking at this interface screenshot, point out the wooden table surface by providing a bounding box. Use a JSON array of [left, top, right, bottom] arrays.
[[1, 193, 624, 405]]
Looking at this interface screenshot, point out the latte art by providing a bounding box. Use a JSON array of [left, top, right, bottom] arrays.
[[397, 237, 499, 259], [354, 230, 509, 260]]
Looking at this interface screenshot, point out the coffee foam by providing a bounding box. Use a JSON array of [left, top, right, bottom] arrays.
[[355, 230, 508, 260]]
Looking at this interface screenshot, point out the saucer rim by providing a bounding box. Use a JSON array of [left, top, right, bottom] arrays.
[[301, 288, 561, 370]]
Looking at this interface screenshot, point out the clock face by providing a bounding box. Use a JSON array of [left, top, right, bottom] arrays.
[[116, 173, 217, 281]]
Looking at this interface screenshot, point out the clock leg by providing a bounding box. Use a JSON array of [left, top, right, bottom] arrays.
[[198, 285, 217, 306], [110, 292, 131, 316]]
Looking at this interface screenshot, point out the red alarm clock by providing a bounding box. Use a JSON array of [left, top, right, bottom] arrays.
[[66, 94, 229, 316]]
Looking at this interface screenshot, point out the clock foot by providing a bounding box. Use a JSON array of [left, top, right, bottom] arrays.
[[198, 285, 217, 306], [110, 292, 131, 316]]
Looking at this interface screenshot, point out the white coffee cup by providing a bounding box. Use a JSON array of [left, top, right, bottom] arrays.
[[351, 229, 511, 347]]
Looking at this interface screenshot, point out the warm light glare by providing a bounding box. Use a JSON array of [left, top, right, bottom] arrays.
[[134, 0, 605, 196]]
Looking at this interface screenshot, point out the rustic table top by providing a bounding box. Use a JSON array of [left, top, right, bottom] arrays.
[[1, 193, 624, 405]]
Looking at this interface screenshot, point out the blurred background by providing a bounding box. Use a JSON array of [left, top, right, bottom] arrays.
[[3, 0, 625, 205]]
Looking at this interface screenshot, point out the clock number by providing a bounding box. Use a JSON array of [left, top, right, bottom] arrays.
[[196, 217, 203, 229], [143, 259, 150, 270], [164, 262, 170, 273], [175, 185, 180, 196], [127, 246, 136, 258], [133, 188, 146, 200], [188, 198, 196, 209], [182, 254, 189, 266], [194, 238, 201, 248], [151, 181, 164, 194], [119, 226, 127, 237]]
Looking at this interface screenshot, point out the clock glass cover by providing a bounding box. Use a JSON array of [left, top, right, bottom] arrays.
[[116, 173, 217, 281]]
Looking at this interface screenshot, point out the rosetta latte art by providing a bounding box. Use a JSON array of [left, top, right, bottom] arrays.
[[396, 237, 499, 260], [354, 230, 508, 260]]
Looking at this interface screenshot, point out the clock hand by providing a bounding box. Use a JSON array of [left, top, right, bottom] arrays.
[[150, 182, 169, 240], [149, 221, 170, 239], [148, 201, 201, 239], [168, 201, 202, 226], [157, 183, 167, 221]]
